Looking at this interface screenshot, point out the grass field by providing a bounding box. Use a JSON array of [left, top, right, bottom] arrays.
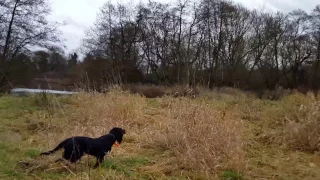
[[0, 87, 320, 180]]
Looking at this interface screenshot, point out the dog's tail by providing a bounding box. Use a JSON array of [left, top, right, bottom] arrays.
[[40, 140, 66, 156]]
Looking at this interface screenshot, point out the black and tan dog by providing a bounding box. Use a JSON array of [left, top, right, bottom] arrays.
[[40, 127, 126, 168]]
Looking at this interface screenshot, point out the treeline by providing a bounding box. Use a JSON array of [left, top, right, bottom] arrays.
[[82, 0, 320, 91], [1, 0, 320, 92]]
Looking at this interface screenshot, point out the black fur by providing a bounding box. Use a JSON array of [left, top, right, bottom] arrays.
[[40, 127, 126, 168]]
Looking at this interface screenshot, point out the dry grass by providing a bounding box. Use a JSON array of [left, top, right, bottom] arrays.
[[158, 98, 244, 173], [166, 97, 242, 173], [34, 87, 244, 179], [4, 86, 320, 179], [260, 92, 320, 152]]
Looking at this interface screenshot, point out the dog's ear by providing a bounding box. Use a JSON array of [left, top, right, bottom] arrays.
[[122, 129, 126, 134]]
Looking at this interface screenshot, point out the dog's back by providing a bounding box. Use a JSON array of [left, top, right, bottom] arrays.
[[62, 135, 116, 155]]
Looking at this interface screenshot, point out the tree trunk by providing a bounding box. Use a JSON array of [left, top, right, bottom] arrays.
[[2, 0, 20, 61]]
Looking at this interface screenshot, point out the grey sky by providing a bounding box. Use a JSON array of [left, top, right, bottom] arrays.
[[48, 0, 319, 57]]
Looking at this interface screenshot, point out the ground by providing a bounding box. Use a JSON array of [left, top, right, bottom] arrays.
[[0, 88, 320, 180]]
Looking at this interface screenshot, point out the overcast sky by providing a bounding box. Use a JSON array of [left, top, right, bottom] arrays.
[[48, 0, 319, 57]]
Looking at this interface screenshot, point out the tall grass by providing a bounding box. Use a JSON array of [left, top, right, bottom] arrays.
[[6, 85, 320, 179], [265, 93, 320, 152], [158, 98, 244, 173], [37, 87, 245, 177]]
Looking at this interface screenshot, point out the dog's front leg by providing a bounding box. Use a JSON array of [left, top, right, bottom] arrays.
[[93, 155, 104, 169]]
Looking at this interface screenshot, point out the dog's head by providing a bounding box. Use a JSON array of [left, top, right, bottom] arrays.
[[109, 127, 126, 144]]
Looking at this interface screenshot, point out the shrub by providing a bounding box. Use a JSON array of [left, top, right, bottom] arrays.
[[121, 84, 166, 98], [259, 86, 291, 100], [167, 85, 200, 98]]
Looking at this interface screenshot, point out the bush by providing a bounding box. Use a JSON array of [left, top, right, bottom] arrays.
[[121, 84, 166, 98], [259, 86, 291, 100], [167, 85, 200, 98]]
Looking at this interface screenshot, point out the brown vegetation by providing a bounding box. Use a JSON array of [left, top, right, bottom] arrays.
[[1, 87, 320, 179]]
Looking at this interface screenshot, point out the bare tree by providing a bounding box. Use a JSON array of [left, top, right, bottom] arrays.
[[0, 0, 62, 91], [280, 10, 312, 88], [79, 0, 320, 91], [310, 5, 320, 89], [251, 12, 288, 89]]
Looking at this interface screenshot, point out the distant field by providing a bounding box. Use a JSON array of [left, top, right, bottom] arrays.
[[0, 87, 320, 180]]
